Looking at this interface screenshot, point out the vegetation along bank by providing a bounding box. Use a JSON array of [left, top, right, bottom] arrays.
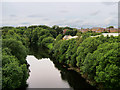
[[1, 25, 120, 90]]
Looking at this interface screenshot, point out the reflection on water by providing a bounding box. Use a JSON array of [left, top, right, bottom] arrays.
[[26, 56, 70, 88], [25, 47, 97, 89], [53, 61, 96, 90], [29, 46, 50, 59]]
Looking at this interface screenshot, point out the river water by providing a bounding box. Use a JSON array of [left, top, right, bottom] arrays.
[[26, 55, 70, 88], [26, 55, 97, 89]]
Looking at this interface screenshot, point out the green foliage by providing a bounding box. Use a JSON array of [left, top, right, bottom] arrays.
[[71, 53, 77, 67], [52, 32, 120, 89], [59, 40, 69, 55], [3, 61, 23, 89], [31, 29, 39, 45], [52, 40, 63, 59], [41, 37, 54, 47], [2, 25, 120, 89], [47, 43, 53, 50], [81, 31, 101, 40], [2, 25, 59, 89], [107, 26, 114, 28], [2, 27, 30, 89], [56, 34, 63, 41], [64, 30, 77, 36], [52, 25, 63, 35], [2, 39, 27, 64], [76, 37, 102, 67], [49, 29, 57, 38], [94, 43, 120, 88], [65, 39, 76, 62], [63, 26, 73, 30], [81, 53, 95, 75], [2, 48, 28, 89], [3, 63, 28, 89]]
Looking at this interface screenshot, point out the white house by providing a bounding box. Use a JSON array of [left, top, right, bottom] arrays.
[[63, 35, 78, 40]]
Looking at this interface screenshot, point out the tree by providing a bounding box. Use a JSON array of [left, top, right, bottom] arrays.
[[52, 25, 63, 35], [49, 30, 57, 38], [41, 37, 54, 47], [52, 40, 63, 60], [93, 42, 120, 88], [59, 40, 69, 55], [71, 53, 77, 67], [2, 61, 28, 89], [55, 34, 63, 42], [31, 29, 39, 45], [2, 39, 27, 64], [64, 30, 77, 36], [76, 37, 102, 67], [65, 39, 76, 63], [2, 47, 28, 89], [108, 26, 114, 29]]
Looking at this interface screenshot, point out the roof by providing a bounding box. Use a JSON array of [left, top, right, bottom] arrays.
[[63, 35, 78, 40]]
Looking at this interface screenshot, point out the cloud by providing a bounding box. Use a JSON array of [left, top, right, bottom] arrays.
[[110, 12, 116, 14], [81, 20, 97, 26], [101, 2, 117, 5], [59, 10, 69, 13], [9, 15, 17, 17], [42, 18, 50, 21], [27, 14, 44, 18], [104, 16, 117, 26], [2, 2, 118, 28], [3, 0, 120, 2], [21, 22, 30, 25], [65, 19, 83, 24], [90, 10, 100, 16], [49, 18, 83, 25], [105, 17, 113, 25]]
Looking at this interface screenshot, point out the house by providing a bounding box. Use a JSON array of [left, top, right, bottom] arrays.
[[63, 35, 78, 40], [109, 28, 118, 33], [91, 35, 101, 37], [102, 33, 119, 37], [70, 36, 78, 39], [63, 35, 72, 40], [63, 29, 67, 34], [105, 28, 119, 33], [92, 27, 105, 33], [91, 33, 119, 38], [78, 29, 90, 33]]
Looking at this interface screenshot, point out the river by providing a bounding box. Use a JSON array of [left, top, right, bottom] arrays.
[[25, 54, 97, 89], [26, 56, 70, 88]]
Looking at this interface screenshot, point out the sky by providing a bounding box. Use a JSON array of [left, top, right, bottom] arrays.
[[2, 0, 120, 2], [1, 0, 119, 28]]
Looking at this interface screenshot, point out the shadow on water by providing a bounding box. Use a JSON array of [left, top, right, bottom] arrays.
[[28, 45, 50, 59], [17, 46, 97, 90], [53, 61, 97, 90]]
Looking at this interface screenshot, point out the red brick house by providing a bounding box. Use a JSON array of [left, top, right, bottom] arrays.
[[63, 29, 67, 34], [92, 27, 105, 33]]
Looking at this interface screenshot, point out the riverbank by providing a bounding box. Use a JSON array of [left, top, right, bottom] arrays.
[[67, 65, 98, 89], [51, 34, 120, 89], [55, 63, 104, 90], [2, 25, 120, 89], [61, 64, 98, 89], [51, 59, 97, 89]]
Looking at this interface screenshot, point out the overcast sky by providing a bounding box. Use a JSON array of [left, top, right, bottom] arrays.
[[2, 0, 120, 2], [1, 1, 118, 28]]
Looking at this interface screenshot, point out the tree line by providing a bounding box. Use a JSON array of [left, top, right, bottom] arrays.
[[51, 33, 120, 89], [1, 25, 78, 89], [1, 25, 120, 89]]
